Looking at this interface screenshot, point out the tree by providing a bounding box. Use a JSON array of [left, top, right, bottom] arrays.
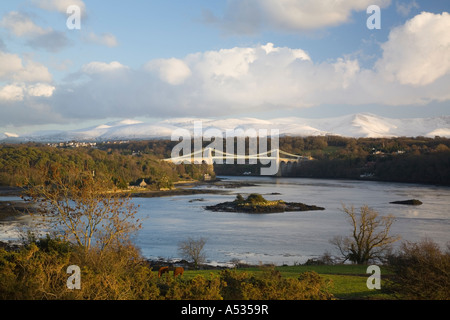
[[330, 204, 400, 264], [23, 164, 141, 251], [177, 237, 207, 269]]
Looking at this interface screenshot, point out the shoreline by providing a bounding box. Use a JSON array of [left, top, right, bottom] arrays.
[[0, 178, 254, 222]]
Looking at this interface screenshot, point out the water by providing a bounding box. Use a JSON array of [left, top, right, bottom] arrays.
[[132, 176, 450, 265], [0, 196, 36, 242], [1, 177, 449, 266]]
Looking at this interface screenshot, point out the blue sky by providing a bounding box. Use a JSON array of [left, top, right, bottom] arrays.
[[0, 0, 449, 135]]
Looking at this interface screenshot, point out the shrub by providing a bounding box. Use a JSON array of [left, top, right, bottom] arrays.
[[0, 240, 73, 299], [164, 274, 223, 300], [235, 194, 245, 203], [68, 244, 160, 300], [387, 239, 450, 300], [0, 236, 334, 300], [246, 193, 268, 204], [219, 267, 333, 300], [0, 238, 160, 300]]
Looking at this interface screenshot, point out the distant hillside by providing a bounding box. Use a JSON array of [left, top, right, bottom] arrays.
[[2, 113, 450, 143]]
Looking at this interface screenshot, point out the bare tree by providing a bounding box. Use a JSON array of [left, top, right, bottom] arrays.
[[23, 164, 141, 251], [177, 237, 207, 269], [330, 204, 400, 264]]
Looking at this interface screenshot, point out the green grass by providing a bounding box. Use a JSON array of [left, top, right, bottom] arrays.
[[179, 264, 395, 300]]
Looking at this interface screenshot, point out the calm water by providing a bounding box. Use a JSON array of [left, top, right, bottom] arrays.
[[132, 176, 450, 265], [1, 176, 449, 266]]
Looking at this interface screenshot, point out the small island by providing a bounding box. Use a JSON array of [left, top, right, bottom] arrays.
[[390, 199, 423, 205], [205, 193, 325, 214]]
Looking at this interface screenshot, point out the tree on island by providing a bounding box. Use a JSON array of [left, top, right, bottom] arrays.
[[330, 204, 400, 264]]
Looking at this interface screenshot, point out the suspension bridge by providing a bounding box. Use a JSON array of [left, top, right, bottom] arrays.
[[163, 148, 312, 175]]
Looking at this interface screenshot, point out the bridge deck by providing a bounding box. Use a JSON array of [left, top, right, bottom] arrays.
[[164, 148, 311, 163]]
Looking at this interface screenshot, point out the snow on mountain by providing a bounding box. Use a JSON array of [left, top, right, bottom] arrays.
[[4, 132, 19, 138], [2, 114, 450, 142]]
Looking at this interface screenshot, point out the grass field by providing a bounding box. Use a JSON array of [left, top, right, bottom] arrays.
[[178, 264, 395, 300]]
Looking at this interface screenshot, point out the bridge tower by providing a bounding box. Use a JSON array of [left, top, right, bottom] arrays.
[[203, 147, 213, 165]]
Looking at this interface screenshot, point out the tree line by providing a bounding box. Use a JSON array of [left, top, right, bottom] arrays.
[[288, 136, 450, 185], [0, 143, 214, 189], [1, 134, 449, 187]]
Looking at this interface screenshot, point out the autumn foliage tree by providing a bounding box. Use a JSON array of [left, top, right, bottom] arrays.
[[23, 164, 141, 251]]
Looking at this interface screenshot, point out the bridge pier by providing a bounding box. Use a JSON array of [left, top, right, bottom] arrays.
[[203, 147, 214, 165], [278, 160, 300, 176]]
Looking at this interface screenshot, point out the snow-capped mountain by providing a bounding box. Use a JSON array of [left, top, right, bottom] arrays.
[[2, 113, 450, 142]]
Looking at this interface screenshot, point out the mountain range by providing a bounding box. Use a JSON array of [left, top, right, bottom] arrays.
[[2, 113, 450, 142]]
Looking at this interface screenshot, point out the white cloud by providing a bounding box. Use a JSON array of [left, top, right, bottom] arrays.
[[0, 83, 55, 101], [0, 51, 52, 83], [376, 12, 450, 86], [145, 58, 191, 85], [0, 84, 24, 101], [0, 51, 23, 80], [190, 47, 257, 79], [32, 0, 86, 16], [0, 11, 48, 36], [27, 83, 55, 97], [85, 32, 119, 47], [208, 0, 391, 34], [14, 59, 53, 83], [0, 50, 54, 103]]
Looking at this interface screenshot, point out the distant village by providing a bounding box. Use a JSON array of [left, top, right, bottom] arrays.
[[46, 140, 129, 148]]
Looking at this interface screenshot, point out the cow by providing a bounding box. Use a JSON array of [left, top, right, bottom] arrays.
[[158, 266, 169, 278], [174, 267, 184, 277]]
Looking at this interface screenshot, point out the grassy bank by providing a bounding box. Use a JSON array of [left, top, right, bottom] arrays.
[[176, 264, 395, 300]]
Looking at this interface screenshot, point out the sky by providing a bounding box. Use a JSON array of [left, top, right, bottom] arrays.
[[0, 0, 449, 135]]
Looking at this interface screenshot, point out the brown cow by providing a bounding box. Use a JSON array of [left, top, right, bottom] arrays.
[[173, 267, 184, 277], [158, 266, 169, 278]]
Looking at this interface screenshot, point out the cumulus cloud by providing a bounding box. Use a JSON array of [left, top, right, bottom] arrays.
[[0, 50, 54, 107], [0, 84, 24, 101], [145, 58, 192, 85], [0, 11, 68, 52], [27, 83, 55, 98], [0, 11, 46, 37], [376, 12, 450, 86], [0, 51, 52, 83], [0, 83, 55, 102], [206, 0, 391, 34]]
